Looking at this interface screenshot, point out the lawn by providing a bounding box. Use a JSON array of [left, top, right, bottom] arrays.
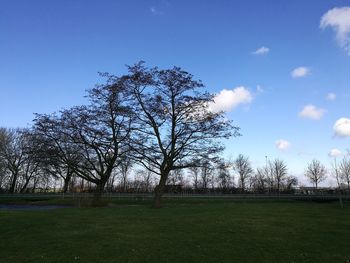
[[0, 199, 349, 263]]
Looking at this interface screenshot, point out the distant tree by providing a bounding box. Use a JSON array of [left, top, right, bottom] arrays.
[[216, 159, 232, 191], [233, 154, 253, 192], [0, 128, 41, 193], [16, 131, 42, 192], [167, 169, 186, 186], [0, 129, 8, 190], [127, 62, 239, 207], [189, 166, 200, 191], [331, 158, 342, 189], [305, 159, 327, 190], [0, 128, 26, 192], [118, 156, 133, 192], [136, 167, 155, 193], [199, 160, 215, 192], [270, 159, 288, 192], [339, 156, 350, 191], [251, 167, 267, 192], [284, 175, 298, 191]]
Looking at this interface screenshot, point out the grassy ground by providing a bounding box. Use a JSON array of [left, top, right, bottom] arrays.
[[0, 198, 349, 263]]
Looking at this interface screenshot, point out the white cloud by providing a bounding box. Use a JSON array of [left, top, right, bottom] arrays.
[[252, 46, 270, 55], [328, 148, 342, 158], [291, 67, 310, 78], [299, 104, 326, 120], [333, 117, 350, 137], [275, 139, 291, 151], [320, 7, 350, 55], [326, 92, 336, 101], [210, 87, 253, 113]]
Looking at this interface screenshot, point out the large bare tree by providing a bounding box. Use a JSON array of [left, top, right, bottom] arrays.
[[126, 62, 239, 207]]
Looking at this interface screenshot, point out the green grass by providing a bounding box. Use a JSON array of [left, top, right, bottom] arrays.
[[1, 199, 350, 263]]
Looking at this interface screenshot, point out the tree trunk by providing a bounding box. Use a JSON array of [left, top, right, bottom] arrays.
[[20, 177, 31, 193], [62, 171, 72, 193], [9, 173, 18, 193], [123, 175, 127, 192], [240, 177, 245, 193], [92, 179, 107, 206], [153, 172, 168, 208]]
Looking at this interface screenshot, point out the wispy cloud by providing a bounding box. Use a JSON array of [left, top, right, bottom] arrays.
[[299, 104, 326, 120], [326, 92, 336, 101], [328, 148, 342, 158], [320, 7, 350, 55], [252, 46, 270, 55], [275, 139, 291, 151], [150, 6, 164, 15], [256, 85, 264, 94], [209, 87, 253, 113], [291, 67, 310, 78]]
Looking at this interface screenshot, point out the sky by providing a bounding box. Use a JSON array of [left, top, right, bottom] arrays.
[[1, 0, 350, 185]]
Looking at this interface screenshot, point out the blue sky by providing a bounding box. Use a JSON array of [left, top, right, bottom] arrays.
[[1, 0, 350, 185]]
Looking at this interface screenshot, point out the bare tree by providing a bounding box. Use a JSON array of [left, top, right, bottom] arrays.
[[284, 175, 298, 191], [270, 159, 288, 193], [339, 156, 350, 191], [17, 132, 41, 193], [0, 128, 9, 190], [216, 159, 232, 191], [251, 167, 267, 193], [0, 128, 43, 193], [167, 169, 186, 186], [127, 62, 239, 207], [233, 154, 253, 192], [118, 156, 133, 192], [331, 158, 342, 189], [31, 117, 80, 193], [199, 160, 215, 192], [189, 166, 200, 191], [305, 159, 327, 190], [0, 128, 27, 192], [136, 168, 155, 193], [33, 74, 134, 203]]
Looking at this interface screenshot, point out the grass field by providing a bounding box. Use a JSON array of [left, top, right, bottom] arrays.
[[0, 198, 350, 263]]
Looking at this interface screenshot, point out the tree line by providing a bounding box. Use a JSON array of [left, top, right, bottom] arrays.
[[1, 63, 349, 207]]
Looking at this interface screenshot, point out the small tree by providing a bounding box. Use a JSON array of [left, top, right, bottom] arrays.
[[251, 167, 267, 193], [305, 159, 327, 190], [216, 159, 232, 191], [233, 154, 253, 192], [189, 166, 200, 191], [339, 156, 350, 191], [118, 156, 133, 192], [199, 160, 215, 192], [270, 159, 288, 193], [284, 175, 298, 191]]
